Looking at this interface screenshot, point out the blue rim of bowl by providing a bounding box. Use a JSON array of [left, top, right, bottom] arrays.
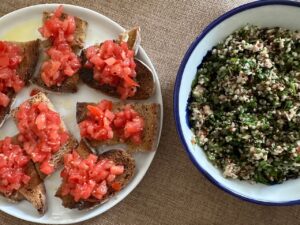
[[173, 0, 300, 206]]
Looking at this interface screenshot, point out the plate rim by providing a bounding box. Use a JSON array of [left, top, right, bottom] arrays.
[[0, 3, 163, 223], [173, 0, 300, 206]]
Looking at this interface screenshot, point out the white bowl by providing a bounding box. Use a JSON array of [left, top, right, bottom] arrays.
[[174, 0, 300, 205]]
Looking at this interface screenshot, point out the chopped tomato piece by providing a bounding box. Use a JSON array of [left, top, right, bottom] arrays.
[[0, 92, 10, 107], [110, 165, 124, 175], [106, 174, 116, 183], [104, 57, 116, 66], [111, 182, 122, 191], [60, 151, 124, 201], [123, 74, 139, 87], [98, 100, 113, 111], [87, 105, 103, 118], [35, 113, 47, 130], [0, 56, 9, 67], [40, 161, 54, 175]]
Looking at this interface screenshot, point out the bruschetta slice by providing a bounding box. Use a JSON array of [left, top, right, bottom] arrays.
[[79, 27, 155, 100], [0, 136, 46, 214], [11, 92, 78, 179], [0, 40, 39, 127], [56, 141, 135, 210], [76, 100, 160, 152], [32, 5, 87, 93]]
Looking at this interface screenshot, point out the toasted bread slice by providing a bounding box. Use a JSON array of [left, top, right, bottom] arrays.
[[0, 40, 40, 127], [1, 161, 47, 214], [11, 92, 78, 178], [42, 12, 87, 51], [32, 40, 79, 93], [79, 27, 155, 100], [32, 56, 80, 94], [32, 11, 87, 93], [76, 102, 160, 152], [0, 136, 47, 214], [80, 55, 155, 100], [55, 141, 135, 210]]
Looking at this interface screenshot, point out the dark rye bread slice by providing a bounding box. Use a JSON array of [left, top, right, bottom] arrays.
[[0, 136, 47, 214], [0, 40, 40, 127], [11, 92, 78, 178], [42, 12, 87, 51], [32, 11, 87, 93], [79, 27, 155, 100], [76, 102, 160, 152], [80, 56, 155, 100], [55, 141, 135, 210], [33, 40, 79, 93]]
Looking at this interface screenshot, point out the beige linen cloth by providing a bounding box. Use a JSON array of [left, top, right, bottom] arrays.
[[0, 0, 300, 224]]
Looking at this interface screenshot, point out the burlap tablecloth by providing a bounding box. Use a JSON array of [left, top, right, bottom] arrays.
[[1, 0, 300, 224]]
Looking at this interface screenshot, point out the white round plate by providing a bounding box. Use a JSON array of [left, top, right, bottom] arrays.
[[174, 1, 300, 205], [0, 4, 163, 224]]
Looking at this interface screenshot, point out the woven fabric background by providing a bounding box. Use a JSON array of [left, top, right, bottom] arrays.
[[0, 0, 300, 224]]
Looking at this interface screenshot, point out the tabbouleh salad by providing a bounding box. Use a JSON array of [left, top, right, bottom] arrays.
[[189, 25, 300, 184]]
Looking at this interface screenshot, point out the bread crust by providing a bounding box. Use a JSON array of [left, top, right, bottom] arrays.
[[18, 160, 47, 214]]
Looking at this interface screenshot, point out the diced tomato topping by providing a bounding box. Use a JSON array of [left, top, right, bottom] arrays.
[[60, 151, 124, 201], [39, 5, 75, 44], [84, 41, 138, 100], [0, 137, 30, 196], [79, 100, 145, 144], [39, 5, 81, 87], [0, 93, 10, 107], [86, 105, 103, 118], [0, 41, 24, 107], [15, 101, 69, 175], [111, 182, 122, 191], [79, 100, 115, 141], [113, 105, 144, 144], [0, 56, 9, 67], [110, 165, 124, 175], [40, 161, 54, 175]]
